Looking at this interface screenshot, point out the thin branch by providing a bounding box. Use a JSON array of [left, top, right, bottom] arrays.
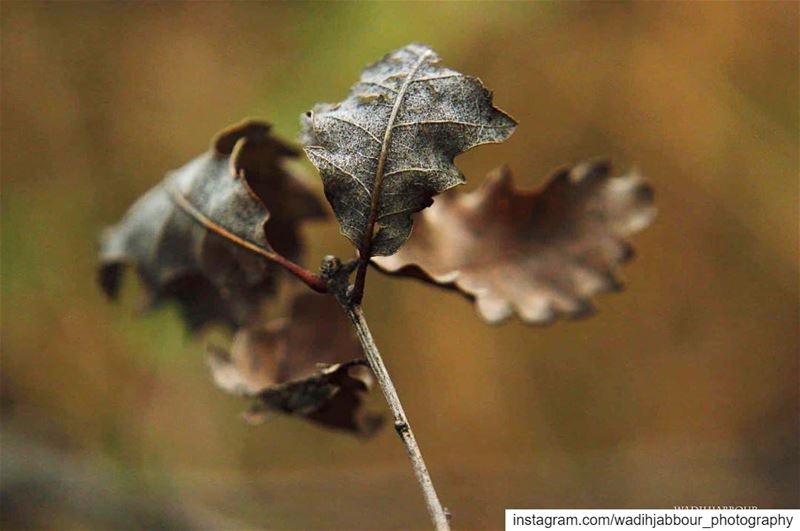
[[320, 256, 449, 529], [344, 303, 450, 531], [168, 186, 328, 293]]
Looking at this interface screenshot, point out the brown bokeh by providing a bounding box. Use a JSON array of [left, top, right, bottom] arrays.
[[2, 2, 797, 529]]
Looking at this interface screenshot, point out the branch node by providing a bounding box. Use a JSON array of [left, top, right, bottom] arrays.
[[394, 420, 410, 436], [320, 255, 353, 306]]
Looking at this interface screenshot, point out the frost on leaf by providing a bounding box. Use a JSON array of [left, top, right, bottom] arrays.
[[373, 161, 656, 324], [98, 120, 325, 331], [300, 43, 516, 258], [208, 294, 383, 436]]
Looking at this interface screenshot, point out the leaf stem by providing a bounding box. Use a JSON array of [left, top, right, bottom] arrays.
[[169, 187, 328, 293], [344, 304, 450, 531], [351, 50, 433, 304]]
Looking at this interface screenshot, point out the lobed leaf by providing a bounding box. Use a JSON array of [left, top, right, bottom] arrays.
[[373, 161, 656, 324], [98, 120, 325, 331], [301, 43, 516, 258], [208, 294, 383, 436]]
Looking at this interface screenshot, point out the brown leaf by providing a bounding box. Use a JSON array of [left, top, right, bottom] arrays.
[[208, 294, 383, 436], [98, 120, 325, 331], [373, 161, 656, 324]]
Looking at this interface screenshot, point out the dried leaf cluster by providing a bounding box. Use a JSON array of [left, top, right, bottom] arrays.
[[98, 120, 376, 433], [99, 43, 654, 438]]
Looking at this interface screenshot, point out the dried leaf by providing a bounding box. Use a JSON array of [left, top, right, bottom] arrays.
[[373, 161, 656, 324], [301, 43, 516, 258], [208, 294, 383, 436], [98, 120, 325, 330]]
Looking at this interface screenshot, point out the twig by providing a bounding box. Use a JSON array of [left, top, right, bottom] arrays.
[[321, 256, 449, 530], [345, 304, 450, 531]]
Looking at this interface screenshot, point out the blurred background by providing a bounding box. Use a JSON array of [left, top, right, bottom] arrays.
[[2, 2, 798, 529]]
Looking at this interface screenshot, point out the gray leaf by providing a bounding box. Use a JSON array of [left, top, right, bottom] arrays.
[[301, 43, 516, 257], [98, 120, 325, 331]]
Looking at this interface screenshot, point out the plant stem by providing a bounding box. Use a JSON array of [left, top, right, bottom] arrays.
[[344, 304, 450, 531], [351, 256, 369, 304]]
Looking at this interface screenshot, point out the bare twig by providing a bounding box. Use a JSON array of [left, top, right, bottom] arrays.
[[320, 256, 449, 530], [345, 304, 450, 531]]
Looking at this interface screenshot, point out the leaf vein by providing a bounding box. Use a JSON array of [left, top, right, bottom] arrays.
[[383, 167, 445, 178], [364, 51, 434, 248], [410, 74, 461, 84], [358, 81, 398, 93], [310, 152, 371, 197], [392, 120, 514, 129], [326, 116, 382, 145]]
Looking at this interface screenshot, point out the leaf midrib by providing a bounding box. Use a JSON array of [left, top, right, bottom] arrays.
[[360, 49, 433, 256]]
